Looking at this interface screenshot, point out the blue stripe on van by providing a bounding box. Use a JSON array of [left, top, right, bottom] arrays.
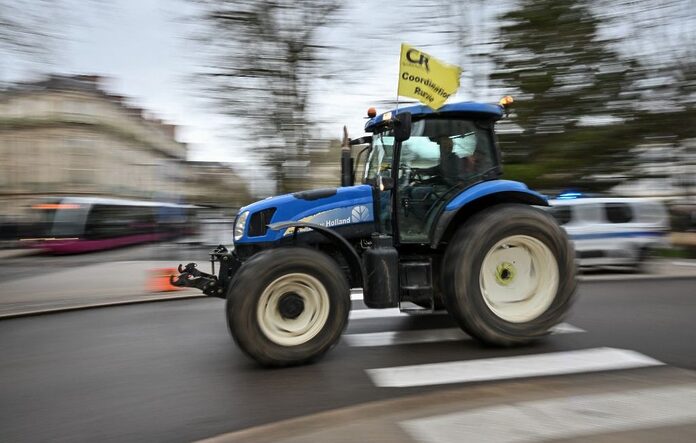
[[569, 231, 666, 240]]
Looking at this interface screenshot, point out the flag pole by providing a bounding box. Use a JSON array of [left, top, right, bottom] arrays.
[[395, 43, 401, 114]]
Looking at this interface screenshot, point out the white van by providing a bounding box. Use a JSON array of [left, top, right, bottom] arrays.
[[548, 197, 670, 269]]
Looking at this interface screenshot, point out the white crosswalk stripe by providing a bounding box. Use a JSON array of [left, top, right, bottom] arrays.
[[349, 301, 662, 394], [401, 384, 696, 443], [344, 323, 584, 347], [345, 328, 464, 347], [349, 307, 428, 320], [367, 347, 663, 388], [350, 289, 363, 301]]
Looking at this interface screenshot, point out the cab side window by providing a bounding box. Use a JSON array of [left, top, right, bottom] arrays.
[[604, 203, 633, 223]]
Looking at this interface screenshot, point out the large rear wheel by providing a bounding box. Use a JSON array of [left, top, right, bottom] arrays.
[[227, 247, 350, 366], [442, 204, 576, 345]]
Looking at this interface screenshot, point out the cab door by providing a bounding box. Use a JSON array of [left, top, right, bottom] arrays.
[[394, 118, 498, 244]]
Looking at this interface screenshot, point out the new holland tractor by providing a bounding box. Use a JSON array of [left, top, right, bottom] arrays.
[[172, 98, 577, 367]]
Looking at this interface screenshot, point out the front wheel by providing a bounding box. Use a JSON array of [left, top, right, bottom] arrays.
[[227, 247, 350, 367], [442, 204, 577, 346]]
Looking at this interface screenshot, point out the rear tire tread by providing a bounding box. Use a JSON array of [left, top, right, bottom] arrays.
[[442, 204, 577, 346]]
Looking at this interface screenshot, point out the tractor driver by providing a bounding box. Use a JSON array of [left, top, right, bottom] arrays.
[[419, 134, 478, 185]]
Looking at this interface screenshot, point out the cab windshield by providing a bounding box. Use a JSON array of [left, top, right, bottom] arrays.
[[364, 133, 394, 183], [364, 117, 497, 185]]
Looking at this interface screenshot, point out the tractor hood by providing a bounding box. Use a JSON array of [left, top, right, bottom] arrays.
[[234, 184, 375, 244]]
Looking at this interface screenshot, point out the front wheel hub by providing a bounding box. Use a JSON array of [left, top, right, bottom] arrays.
[[278, 293, 304, 319], [257, 273, 331, 346]]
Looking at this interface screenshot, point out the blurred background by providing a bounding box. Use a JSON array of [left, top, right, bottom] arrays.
[[0, 0, 694, 258]]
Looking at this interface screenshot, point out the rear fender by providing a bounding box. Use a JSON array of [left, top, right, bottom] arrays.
[[432, 180, 548, 248]]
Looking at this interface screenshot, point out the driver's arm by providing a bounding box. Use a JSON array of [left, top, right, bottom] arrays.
[[414, 164, 439, 176]]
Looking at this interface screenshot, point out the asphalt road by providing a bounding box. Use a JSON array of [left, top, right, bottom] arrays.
[[1, 277, 695, 442]]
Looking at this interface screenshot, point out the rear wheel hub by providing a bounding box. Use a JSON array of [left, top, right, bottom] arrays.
[[479, 235, 559, 323]]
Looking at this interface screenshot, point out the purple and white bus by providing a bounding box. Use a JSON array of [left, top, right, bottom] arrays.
[[25, 196, 198, 254]]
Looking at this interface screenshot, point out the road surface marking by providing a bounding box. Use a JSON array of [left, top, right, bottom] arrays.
[[367, 347, 663, 388], [350, 289, 363, 301], [550, 322, 585, 334], [672, 260, 696, 267], [349, 308, 444, 320], [344, 323, 584, 347], [401, 384, 696, 443]]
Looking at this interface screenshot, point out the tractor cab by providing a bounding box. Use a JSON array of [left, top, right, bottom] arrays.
[[357, 102, 505, 244]]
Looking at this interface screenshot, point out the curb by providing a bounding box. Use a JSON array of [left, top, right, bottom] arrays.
[[578, 273, 696, 282], [197, 366, 696, 443], [0, 293, 207, 320]]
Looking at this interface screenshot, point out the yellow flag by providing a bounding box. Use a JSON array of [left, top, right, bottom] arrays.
[[398, 43, 461, 110]]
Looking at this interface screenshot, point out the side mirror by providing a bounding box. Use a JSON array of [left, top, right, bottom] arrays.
[[393, 112, 412, 143]]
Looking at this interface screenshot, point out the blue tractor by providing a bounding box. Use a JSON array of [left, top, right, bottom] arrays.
[[172, 98, 577, 366]]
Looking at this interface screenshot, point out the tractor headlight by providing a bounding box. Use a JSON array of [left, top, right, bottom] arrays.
[[234, 211, 249, 241]]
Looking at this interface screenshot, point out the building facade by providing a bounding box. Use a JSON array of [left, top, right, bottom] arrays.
[[0, 75, 250, 217]]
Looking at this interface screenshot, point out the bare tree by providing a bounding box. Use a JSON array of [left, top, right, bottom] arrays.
[[0, 0, 65, 68], [191, 0, 343, 194], [599, 0, 696, 197], [0, 0, 99, 82]]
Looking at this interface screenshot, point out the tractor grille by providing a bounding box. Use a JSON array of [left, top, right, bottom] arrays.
[[248, 208, 277, 237]]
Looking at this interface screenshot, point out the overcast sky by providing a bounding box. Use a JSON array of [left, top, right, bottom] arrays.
[[2, 0, 506, 168], [3, 0, 690, 175]]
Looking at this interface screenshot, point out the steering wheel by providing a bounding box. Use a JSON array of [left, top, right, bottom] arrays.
[[401, 167, 449, 216], [409, 167, 447, 187]]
